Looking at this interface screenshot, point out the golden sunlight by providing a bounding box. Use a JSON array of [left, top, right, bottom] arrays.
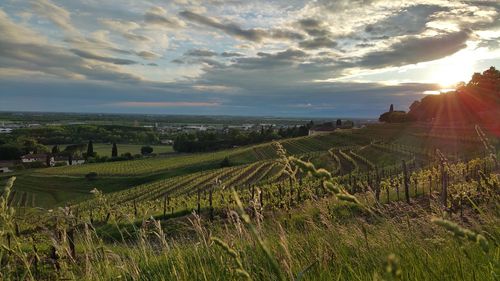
[[428, 48, 476, 88]]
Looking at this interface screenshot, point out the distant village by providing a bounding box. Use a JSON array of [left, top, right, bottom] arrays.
[[0, 119, 363, 174]]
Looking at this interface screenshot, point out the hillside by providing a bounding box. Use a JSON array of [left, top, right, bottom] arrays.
[[407, 67, 500, 135]]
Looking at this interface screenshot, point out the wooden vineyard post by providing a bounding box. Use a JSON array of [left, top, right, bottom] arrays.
[[163, 195, 167, 218], [133, 200, 138, 218], [278, 184, 283, 209], [33, 243, 39, 278], [386, 183, 390, 203], [169, 196, 173, 215], [440, 162, 448, 208], [402, 160, 410, 204], [375, 168, 381, 202], [259, 189, 264, 209], [68, 228, 76, 260], [297, 183, 301, 203], [197, 189, 201, 214], [414, 177, 418, 197], [209, 188, 213, 220], [394, 178, 400, 201]]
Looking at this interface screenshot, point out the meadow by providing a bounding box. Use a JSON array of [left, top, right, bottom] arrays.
[[0, 123, 498, 280]]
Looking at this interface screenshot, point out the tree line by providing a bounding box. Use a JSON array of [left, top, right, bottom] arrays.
[[173, 124, 312, 153]]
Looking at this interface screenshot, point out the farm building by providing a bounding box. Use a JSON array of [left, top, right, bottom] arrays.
[[21, 153, 52, 163]]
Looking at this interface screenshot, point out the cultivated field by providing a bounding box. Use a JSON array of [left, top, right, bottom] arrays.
[[0, 124, 498, 280]]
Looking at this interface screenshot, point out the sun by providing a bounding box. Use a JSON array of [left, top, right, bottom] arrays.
[[430, 51, 475, 88]]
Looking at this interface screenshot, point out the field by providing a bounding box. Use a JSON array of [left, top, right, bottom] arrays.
[[92, 143, 174, 157], [0, 123, 498, 280]]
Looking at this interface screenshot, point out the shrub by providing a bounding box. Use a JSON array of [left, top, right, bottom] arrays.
[[85, 172, 98, 181], [141, 146, 154, 155]]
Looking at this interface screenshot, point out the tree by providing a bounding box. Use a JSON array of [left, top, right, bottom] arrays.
[[307, 120, 314, 129], [389, 104, 394, 113], [111, 142, 118, 158], [85, 172, 98, 181], [336, 119, 342, 127], [46, 154, 52, 167], [220, 156, 231, 168], [379, 111, 408, 123], [86, 140, 94, 158], [51, 145, 60, 154], [0, 145, 22, 160], [407, 66, 499, 124], [141, 146, 153, 155]]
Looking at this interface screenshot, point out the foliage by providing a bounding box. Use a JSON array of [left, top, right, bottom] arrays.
[[407, 66, 500, 126], [379, 111, 409, 123], [140, 145, 154, 155], [5, 124, 160, 145]]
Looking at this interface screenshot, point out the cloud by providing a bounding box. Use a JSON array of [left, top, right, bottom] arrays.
[[179, 10, 304, 42], [144, 7, 183, 28], [136, 51, 161, 60], [221, 51, 243, 57], [32, 0, 77, 35], [299, 37, 337, 49], [70, 49, 137, 65], [364, 4, 448, 37], [185, 49, 217, 57], [359, 29, 472, 68], [297, 18, 330, 37], [115, 101, 220, 107], [0, 9, 141, 82], [101, 19, 152, 43]]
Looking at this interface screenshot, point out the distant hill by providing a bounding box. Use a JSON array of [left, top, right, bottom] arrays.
[[407, 67, 499, 135]]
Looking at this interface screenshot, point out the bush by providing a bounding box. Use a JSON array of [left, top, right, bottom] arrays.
[[220, 156, 231, 168], [22, 161, 46, 169], [141, 146, 154, 155], [85, 172, 98, 181]]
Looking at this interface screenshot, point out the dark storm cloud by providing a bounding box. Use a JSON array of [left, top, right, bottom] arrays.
[[359, 29, 472, 68], [179, 10, 304, 42]]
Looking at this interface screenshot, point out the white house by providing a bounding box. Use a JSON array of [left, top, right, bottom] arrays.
[[0, 128, 13, 134], [21, 153, 51, 163]]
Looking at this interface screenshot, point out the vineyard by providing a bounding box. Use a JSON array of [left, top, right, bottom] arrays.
[[0, 124, 498, 280]]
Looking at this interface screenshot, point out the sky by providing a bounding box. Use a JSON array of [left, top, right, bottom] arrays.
[[0, 0, 499, 118]]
